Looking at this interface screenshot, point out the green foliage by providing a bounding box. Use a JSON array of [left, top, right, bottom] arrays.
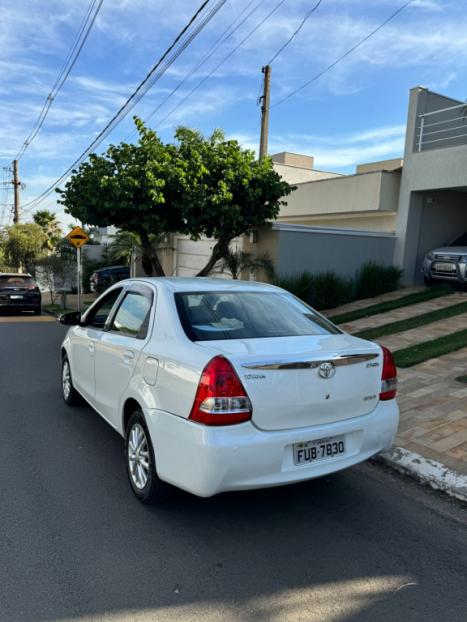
[[274, 272, 314, 303], [308, 272, 354, 310], [275, 263, 402, 311], [354, 261, 403, 299], [33, 210, 62, 251], [57, 118, 293, 276], [329, 284, 454, 324], [394, 328, 467, 368], [2, 223, 47, 272], [218, 250, 275, 280]]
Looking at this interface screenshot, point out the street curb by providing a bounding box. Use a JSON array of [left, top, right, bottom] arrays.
[[374, 446, 467, 503]]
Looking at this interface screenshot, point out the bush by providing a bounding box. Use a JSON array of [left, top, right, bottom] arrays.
[[355, 261, 403, 299], [275, 262, 403, 311], [274, 272, 314, 302], [308, 272, 354, 310]]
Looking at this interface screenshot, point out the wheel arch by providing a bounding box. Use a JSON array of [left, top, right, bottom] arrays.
[[123, 397, 143, 434]]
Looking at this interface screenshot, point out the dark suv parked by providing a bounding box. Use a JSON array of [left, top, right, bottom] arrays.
[[90, 265, 130, 294], [0, 273, 41, 314]]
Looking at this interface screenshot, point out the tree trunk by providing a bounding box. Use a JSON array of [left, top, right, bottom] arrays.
[[139, 230, 165, 276], [197, 236, 232, 277]]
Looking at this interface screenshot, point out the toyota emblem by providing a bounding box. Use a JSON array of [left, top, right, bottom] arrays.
[[318, 362, 335, 379]]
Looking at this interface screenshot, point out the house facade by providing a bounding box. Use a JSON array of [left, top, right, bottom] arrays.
[[144, 86, 467, 284]]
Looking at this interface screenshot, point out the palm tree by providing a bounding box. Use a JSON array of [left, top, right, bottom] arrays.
[[218, 250, 275, 281], [108, 231, 168, 274], [33, 210, 62, 252]]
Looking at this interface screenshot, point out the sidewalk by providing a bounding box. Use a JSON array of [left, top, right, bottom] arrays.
[[326, 286, 467, 500]]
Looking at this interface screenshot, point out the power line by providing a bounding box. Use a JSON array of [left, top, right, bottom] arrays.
[[272, 0, 414, 108], [126, 0, 266, 140], [15, 0, 104, 161], [22, 0, 226, 212], [157, 0, 288, 129], [266, 0, 323, 65]]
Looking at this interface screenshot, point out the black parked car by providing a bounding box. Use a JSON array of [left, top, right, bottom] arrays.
[[89, 265, 130, 294], [0, 273, 41, 314]]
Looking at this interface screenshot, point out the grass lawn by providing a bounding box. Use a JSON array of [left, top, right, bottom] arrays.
[[43, 304, 74, 317], [393, 328, 467, 368], [328, 285, 454, 324], [355, 300, 467, 340]]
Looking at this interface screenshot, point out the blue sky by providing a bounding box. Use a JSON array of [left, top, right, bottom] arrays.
[[1, 0, 466, 227]]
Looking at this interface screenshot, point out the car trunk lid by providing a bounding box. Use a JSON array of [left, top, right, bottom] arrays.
[[197, 334, 382, 431]]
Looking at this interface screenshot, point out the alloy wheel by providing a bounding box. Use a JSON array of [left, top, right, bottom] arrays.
[[128, 423, 150, 490]]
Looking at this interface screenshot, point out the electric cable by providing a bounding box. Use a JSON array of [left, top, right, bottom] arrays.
[[15, 0, 104, 160], [21, 0, 226, 212], [266, 0, 323, 65], [272, 0, 414, 108], [157, 0, 287, 129]]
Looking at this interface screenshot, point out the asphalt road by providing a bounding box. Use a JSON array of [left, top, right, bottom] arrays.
[[0, 317, 466, 622]]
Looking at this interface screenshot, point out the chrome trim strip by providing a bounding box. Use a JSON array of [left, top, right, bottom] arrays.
[[241, 353, 379, 370]]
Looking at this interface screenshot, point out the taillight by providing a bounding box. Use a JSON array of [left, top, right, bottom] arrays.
[[380, 346, 397, 401], [189, 356, 252, 426]]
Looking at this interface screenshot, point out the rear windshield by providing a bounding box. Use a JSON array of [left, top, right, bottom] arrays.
[[175, 291, 341, 341], [0, 276, 35, 286]]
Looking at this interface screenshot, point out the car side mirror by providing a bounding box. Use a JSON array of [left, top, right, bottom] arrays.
[[59, 311, 82, 326]]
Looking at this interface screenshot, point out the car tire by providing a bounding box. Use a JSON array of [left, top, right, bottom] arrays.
[[125, 411, 171, 504], [423, 276, 433, 286], [61, 356, 80, 406]]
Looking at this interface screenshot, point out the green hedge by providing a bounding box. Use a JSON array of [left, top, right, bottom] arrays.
[[274, 262, 403, 311]]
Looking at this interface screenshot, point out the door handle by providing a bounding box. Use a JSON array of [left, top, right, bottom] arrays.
[[123, 349, 135, 363]]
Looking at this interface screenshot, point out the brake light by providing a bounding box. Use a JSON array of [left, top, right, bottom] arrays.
[[189, 356, 252, 426], [380, 346, 397, 401]]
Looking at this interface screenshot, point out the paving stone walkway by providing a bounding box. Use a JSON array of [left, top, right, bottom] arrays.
[[340, 290, 466, 334], [323, 285, 423, 317], [376, 311, 467, 352], [327, 287, 467, 478]]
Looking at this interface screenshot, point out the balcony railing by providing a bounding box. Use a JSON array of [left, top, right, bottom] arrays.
[[416, 102, 467, 152]]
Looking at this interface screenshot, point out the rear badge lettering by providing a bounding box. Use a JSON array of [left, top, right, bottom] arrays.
[[363, 395, 377, 401], [244, 374, 266, 380], [367, 362, 379, 368]]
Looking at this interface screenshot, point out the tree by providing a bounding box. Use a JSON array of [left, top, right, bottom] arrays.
[[33, 210, 62, 251], [3, 223, 47, 272], [57, 119, 293, 276], [36, 254, 75, 304], [218, 250, 275, 281]]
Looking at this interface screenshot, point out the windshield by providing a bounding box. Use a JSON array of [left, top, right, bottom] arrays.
[[450, 232, 467, 246], [175, 291, 341, 341], [0, 276, 35, 287]]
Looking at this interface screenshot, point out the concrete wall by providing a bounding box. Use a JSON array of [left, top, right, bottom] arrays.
[[271, 224, 396, 278], [273, 163, 341, 185], [279, 171, 400, 223], [356, 158, 403, 174]]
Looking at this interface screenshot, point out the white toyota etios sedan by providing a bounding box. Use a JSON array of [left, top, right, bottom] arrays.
[[60, 278, 399, 504]]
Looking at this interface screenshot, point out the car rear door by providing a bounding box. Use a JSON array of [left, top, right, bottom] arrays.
[[93, 283, 154, 429], [69, 287, 124, 404]]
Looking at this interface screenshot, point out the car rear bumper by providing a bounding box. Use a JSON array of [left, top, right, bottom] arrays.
[[0, 299, 41, 310], [144, 400, 399, 497]]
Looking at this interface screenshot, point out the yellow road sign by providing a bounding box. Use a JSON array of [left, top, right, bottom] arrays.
[[67, 226, 89, 248]]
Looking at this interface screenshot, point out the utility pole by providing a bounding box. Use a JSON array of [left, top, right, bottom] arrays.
[[259, 65, 271, 161], [12, 160, 20, 224]]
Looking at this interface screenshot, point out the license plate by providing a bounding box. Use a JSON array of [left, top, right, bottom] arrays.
[[10, 295, 23, 299], [293, 435, 346, 465], [434, 262, 455, 271]]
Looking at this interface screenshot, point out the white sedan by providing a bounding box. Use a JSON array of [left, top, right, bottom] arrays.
[[60, 278, 399, 503]]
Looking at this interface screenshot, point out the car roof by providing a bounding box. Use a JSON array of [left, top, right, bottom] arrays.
[[132, 276, 280, 293]]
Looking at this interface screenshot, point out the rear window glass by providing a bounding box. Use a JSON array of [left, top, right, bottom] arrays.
[[175, 291, 341, 341], [0, 276, 35, 286]]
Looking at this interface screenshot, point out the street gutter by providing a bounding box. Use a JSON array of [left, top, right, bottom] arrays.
[[375, 446, 467, 503]]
